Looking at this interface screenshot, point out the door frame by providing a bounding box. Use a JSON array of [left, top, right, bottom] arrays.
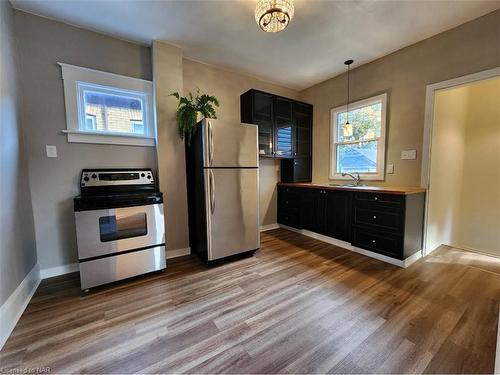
[[420, 67, 500, 256]]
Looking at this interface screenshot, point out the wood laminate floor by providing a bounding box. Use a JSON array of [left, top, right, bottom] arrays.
[[1, 229, 499, 374]]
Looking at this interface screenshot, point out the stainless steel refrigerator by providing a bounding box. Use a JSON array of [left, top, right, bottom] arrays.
[[185, 119, 260, 262]]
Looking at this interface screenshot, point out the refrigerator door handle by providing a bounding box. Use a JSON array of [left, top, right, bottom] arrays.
[[209, 169, 215, 214], [208, 121, 214, 166]]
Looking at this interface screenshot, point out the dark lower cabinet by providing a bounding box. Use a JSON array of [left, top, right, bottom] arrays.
[[351, 227, 403, 259], [277, 185, 425, 261], [324, 190, 351, 242], [282, 187, 351, 242], [277, 186, 301, 228]]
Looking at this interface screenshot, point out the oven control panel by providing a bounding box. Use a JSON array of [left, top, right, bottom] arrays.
[[80, 169, 155, 187]]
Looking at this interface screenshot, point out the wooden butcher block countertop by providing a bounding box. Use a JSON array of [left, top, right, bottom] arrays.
[[278, 182, 426, 195]]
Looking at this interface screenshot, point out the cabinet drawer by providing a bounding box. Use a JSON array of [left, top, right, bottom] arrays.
[[351, 226, 403, 259], [354, 192, 404, 207], [353, 206, 404, 232], [278, 186, 300, 205]]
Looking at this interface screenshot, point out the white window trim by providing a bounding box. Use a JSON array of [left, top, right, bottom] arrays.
[[330, 93, 387, 181], [59, 62, 156, 147]]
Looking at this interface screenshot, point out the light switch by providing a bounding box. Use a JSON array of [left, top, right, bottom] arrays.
[[401, 150, 417, 160], [46, 145, 57, 158], [387, 164, 394, 174]]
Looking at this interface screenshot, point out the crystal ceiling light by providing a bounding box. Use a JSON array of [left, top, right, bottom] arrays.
[[255, 0, 294, 33]]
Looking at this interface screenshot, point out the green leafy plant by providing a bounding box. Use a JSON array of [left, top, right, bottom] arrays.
[[170, 89, 219, 145]]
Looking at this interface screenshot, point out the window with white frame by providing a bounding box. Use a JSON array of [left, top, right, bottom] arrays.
[[59, 63, 155, 146], [330, 93, 387, 180]]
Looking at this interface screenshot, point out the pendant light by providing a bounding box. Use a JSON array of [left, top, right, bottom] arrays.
[[343, 59, 354, 138]]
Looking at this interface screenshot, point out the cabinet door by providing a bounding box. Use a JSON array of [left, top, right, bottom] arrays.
[[254, 92, 274, 157], [324, 190, 351, 241], [275, 97, 294, 158], [300, 189, 319, 232], [294, 104, 312, 158], [292, 157, 311, 182]]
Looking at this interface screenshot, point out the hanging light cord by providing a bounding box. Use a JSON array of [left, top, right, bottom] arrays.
[[347, 63, 350, 124]]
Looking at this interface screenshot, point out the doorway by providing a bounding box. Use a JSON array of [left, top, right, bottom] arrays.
[[422, 69, 500, 257]]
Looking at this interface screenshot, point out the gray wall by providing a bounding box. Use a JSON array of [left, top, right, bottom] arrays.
[[13, 10, 157, 271], [0, 1, 37, 305]]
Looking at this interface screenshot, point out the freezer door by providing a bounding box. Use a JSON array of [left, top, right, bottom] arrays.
[[202, 119, 258, 168], [205, 168, 260, 261]]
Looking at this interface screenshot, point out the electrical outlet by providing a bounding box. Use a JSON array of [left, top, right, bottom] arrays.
[[401, 150, 417, 160], [387, 164, 394, 174], [46, 145, 57, 158]]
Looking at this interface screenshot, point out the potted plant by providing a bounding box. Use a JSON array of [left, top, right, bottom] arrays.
[[170, 89, 219, 145]]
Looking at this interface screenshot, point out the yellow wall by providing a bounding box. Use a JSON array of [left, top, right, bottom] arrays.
[[427, 77, 500, 256], [426, 85, 469, 252], [152, 42, 189, 253], [459, 78, 500, 256], [301, 10, 500, 187]]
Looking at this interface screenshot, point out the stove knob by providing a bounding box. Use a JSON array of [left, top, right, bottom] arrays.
[[91, 174, 97, 179], [147, 175, 151, 179], [83, 176, 90, 182], [141, 173, 145, 177]]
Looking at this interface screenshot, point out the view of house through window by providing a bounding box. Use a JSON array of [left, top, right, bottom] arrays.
[[330, 94, 386, 180], [83, 89, 145, 135]]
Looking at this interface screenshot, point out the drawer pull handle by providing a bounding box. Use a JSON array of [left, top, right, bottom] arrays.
[[285, 200, 289, 204], [374, 197, 378, 201], [373, 215, 377, 219], [372, 239, 376, 243]]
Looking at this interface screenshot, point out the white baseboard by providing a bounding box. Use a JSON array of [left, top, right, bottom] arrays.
[[167, 247, 191, 259], [0, 263, 41, 350], [279, 224, 422, 268], [40, 262, 79, 279], [456, 244, 500, 260], [260, 223, 280, 232]]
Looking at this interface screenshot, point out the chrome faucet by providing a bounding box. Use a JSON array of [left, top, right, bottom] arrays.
[[342, 172, 361, 185]]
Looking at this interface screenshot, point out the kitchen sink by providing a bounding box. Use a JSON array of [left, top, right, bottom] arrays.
[[329, 183, 365, 187]]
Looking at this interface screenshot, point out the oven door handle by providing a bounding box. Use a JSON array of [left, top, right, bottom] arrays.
[[209, 169, 215, 214]]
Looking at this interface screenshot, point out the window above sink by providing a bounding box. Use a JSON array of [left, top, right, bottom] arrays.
[[330, 93, 387, 181]]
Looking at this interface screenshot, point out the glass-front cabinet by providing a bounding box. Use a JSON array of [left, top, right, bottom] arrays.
[[275, 97, 293, 158], [253, 92, 274, 157], [240, 89, 313, 182]]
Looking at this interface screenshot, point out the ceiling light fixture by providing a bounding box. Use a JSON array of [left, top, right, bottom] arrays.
[[255, 0, 294, 33], [343, 59, 354, 138]]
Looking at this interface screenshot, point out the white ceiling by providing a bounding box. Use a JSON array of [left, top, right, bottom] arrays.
[[11, 0, 500, 90]]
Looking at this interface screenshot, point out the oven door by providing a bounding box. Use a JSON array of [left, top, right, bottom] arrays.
[[75, 203, 164, 260]]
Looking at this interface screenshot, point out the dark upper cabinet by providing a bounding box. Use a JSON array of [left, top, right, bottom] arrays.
[[293, 103, 312, 158], [241, 90, 274, 157], [281, 102, 313, 182], [240, 90, 312, 182], [275, 97, 294, 158]]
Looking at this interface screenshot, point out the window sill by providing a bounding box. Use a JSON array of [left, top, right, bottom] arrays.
[[62, 130, 156, 147]]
